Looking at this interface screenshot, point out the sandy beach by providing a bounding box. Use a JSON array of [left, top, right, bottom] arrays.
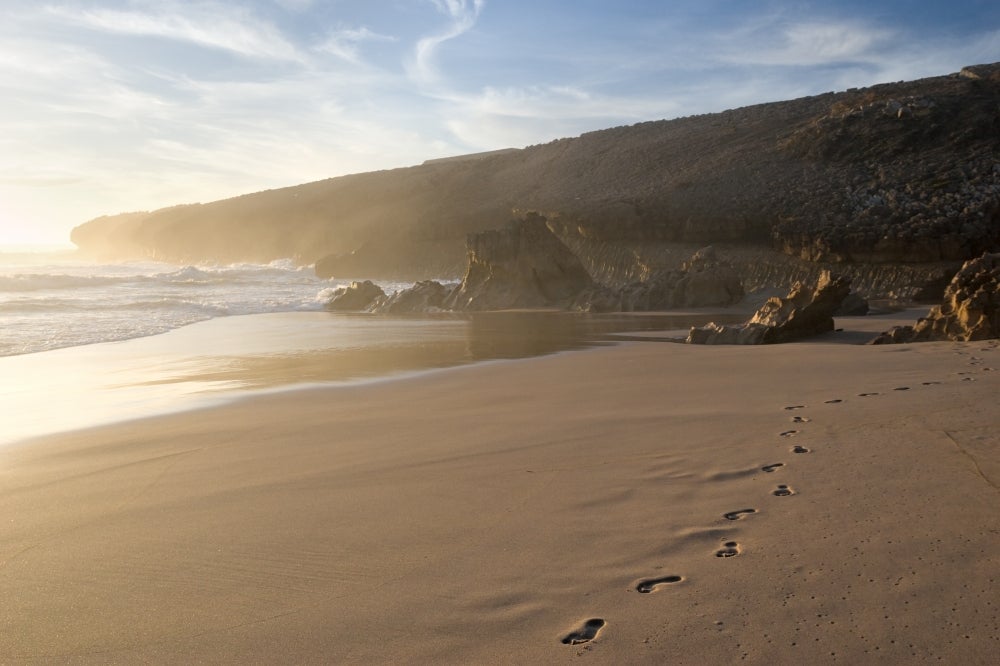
[[1, 313, 998, 664]]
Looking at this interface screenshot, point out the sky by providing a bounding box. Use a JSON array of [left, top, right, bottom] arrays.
[[1, 1, 998, 246]]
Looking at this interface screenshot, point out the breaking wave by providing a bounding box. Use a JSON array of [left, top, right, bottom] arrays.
[[0, 254, 410, 357]]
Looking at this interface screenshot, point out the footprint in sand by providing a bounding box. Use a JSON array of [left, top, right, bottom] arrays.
[[791, 415, 811, 423], [761, 463, 785, 473], [562, 618, 606, 645], [893, 386, 910, 391], [963, 377, 976, 382], [922, 381, 941, 385], [783, 405, 806, 411], [724, 508, 757, 521], [715, 541, 741, 558], [858, 392, 879, 397], [779, 430, 798, 438], [792, 445, 810, 454], [824, 399, 843, 404], [635, 575, 683, 593], [773, 484, 794, 496]]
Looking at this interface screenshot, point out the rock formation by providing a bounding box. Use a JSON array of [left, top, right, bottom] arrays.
[[373, 280, 452, 314], [323, 280, 385, 311], [687, 271, 852, 344], [573, 246, 744, 312], [443, 213, 594, 310], [835, 292, 870, 316], [871, 253, 1000, 343]]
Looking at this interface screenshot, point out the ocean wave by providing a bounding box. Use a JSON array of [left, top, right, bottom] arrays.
[[0, 255, 419, 356], [0, 272, 145, 292]]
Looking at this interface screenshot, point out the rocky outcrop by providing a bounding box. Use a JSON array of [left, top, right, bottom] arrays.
[[443, 213, 594, 310], [871, 253, 1000, 343], [573, 246, 744, 312], [835, 292, 870, 316], [323, 280, 386, 311], [373, 280, 452, 314], [687, 271, 852, 344]]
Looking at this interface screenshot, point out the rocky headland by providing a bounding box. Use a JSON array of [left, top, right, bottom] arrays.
[[71, 63, 1000, 314]]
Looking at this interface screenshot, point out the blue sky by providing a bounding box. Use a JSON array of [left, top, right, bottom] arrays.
[[1, 0, 998, 246]]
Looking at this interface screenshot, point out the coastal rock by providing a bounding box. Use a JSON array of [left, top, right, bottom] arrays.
[[323, 280, 386, 311], [871, 253, 1000, 343], [835, 291, 870, 316], [573, 246, 744, 312], [673, 246, 745, 307], [444, 213, 594, 310], [687, 271, 852, 344], [373, 280, 452, 314]]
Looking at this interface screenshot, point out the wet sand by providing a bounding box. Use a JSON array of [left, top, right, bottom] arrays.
[[1, 312, 998, 663]]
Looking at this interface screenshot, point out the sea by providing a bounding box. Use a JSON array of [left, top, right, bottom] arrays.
[[0, 247, 738, 445]]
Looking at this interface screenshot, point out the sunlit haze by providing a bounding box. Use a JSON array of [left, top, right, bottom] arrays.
[[1, 0, 998, 246]]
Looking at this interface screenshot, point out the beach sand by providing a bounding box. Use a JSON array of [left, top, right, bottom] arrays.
[[1, 313, 998, 664]]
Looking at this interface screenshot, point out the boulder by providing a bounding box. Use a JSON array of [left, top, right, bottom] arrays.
[[871, 253, 1000, 343], [444, 212, 594, 310], [373, 280, 452, 314], [687, 271, 852, 344], [323, 280, 386, 311]]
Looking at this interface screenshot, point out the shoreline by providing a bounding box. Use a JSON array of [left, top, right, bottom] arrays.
[[3, 308, 996, 662], [0, 308, 751, 447]]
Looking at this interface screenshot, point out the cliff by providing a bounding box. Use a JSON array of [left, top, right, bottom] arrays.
[[71, 63, 1000, 293]]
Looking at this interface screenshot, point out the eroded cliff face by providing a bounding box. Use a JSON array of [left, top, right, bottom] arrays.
[[552, 226, 961, 302], [70, 63, 1000, 299]]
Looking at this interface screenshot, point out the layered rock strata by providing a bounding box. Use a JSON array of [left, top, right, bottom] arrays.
[[572, 246, 744, 312]]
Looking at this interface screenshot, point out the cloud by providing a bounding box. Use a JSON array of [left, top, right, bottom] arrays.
[[315, 26, 396, 63], [436, 84, 683, 150], [716, 18, 894, 68], [412, 0, 485, 83], [272, 0, 315, 11], [44, 2, 305, 62]]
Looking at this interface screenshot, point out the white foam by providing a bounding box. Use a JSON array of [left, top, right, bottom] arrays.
[[0, 254, 413, 357]]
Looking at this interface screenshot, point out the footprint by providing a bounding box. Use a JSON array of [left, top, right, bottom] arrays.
[[724, 508, 757, 521], [858, 392, 879, 397], [792, 445, 810, 454], [562, 618, 606, 645], [773, 484, 794, 497], [791, 415, 811, 423], [635, 575, 683, 593], [963, 377, 976, 382], [783, 405, 806, 411], [761, 463, 785, 473], [893, 387, 910, 391], [779, 430, 798, 438], [824, 399, 843, 404], [715, 541, 740, 558], [921, 381, 941, 385]]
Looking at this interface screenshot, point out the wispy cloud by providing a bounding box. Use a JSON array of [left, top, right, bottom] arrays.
[[315, 26, 396, 63], [716, 18, 894, 68], [44, 2, 305, 62], [412, 0, 485, 83]]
